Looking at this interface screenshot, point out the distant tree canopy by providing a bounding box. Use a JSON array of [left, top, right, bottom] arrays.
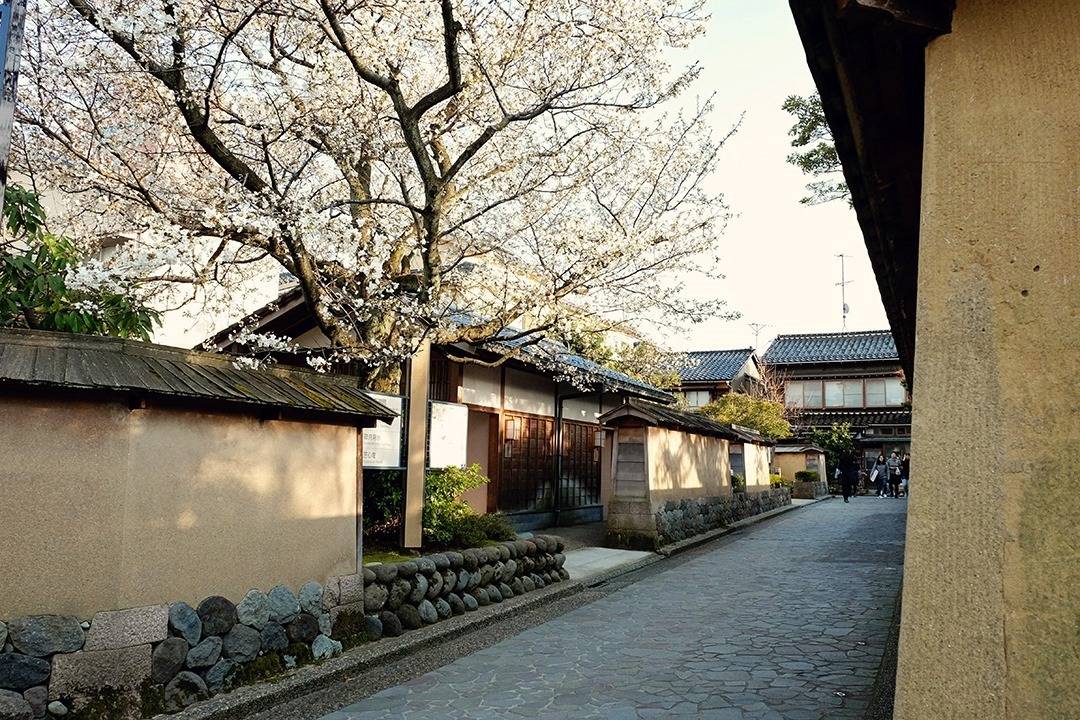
[[782, 92, 851, 206], [698, 393, 791, 440], [807, 422, 857, 479], [558, 317, 685, 390], [0, 186, 159, 339]]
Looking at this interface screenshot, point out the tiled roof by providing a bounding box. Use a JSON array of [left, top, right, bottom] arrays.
[[0, 328, 397, 423], [599, 398, 772, 444], [482, 327, 672, 403], [679, 348, 755, 383], [763, 330, 898, 364], [795, 409, 912, 428]]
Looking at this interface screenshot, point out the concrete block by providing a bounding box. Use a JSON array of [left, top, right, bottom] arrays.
[[84, 605, 168, 651], [49, 645, 152, 701]]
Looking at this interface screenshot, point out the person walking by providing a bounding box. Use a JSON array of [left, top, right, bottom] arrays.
[[840, 455, 857, 503], [887, 451, 902, 498], [901, 452, 911, 497], [873, 453, 888, 497]]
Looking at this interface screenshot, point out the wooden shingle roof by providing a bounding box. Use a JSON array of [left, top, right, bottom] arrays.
[[0, 328, 396, 425]]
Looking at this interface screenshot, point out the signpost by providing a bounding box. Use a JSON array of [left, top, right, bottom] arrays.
[[0, 0, 26, 200], [361, 393, 404, 469], [428, 401, 468, 469]]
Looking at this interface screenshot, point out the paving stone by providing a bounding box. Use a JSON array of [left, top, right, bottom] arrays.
[[48, 645, 152, 701], [84, 605, 168, 651], [313, 501, 905, 720]]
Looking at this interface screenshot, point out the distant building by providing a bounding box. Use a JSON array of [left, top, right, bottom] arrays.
[[762, 330, 910, 467], [674, 348, 760, 407]]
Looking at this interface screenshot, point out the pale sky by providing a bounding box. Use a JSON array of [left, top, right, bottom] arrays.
[[661, 0, 888, 353]]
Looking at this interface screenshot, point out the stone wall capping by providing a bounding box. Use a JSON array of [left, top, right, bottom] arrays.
[[84, 605, 168, 651]]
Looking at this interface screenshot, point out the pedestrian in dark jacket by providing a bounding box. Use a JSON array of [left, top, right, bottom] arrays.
[[901, 453, 911, 497], [840, 455, 857, 503], [887, 451, 902, 498]]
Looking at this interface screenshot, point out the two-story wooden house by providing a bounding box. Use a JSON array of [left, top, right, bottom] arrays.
[[762, 330, 910, 470], [674, 348, 761, 408]]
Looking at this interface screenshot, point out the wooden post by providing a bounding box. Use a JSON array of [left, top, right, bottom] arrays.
[[355, 428, 364, 573], [403, 341, 431, 548]]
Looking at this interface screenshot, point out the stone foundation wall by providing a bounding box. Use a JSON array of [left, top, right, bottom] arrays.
[[792, 480, 829, 499], [654, 488, 791, 545], [0, 536, 566, 719]]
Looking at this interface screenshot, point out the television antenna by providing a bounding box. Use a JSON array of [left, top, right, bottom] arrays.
[[835, 254, 853, 330], [747, 322, 770, 349]]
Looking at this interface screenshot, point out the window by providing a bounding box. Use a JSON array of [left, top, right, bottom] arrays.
[[825, 381, 845, 407], [865, 378, 886, 406], [844, 380, 863, 407], [684, 390, 711, 408], [885, 377, 905, 406], [785, 382, 802, 408], [786, 380, 823, 408]]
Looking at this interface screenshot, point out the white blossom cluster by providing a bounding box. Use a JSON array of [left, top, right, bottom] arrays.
[[18, 0, 732, 383]]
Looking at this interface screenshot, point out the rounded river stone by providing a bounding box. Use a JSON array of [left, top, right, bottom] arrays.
[[473, 587, 490, 606], [372, 564, 397, 584], [415, 557, 436, 575], [267, 585, 300, 625], [447, 593, 466, 616], [364, 583, 388, 613], [204, 659, 237, 695], [396, 561, 418, 578], [164, 671, 208, 713], [0, 689, 31, 720], [378, 611, 402, 638], [259, 623, 288, 653], [461, 593, 478, 612], [298, 582, 323, 616], [0, 654, 50, 692], [169, 602, 202, 647], [396, 605, 422, 630], [444, 552, 464, 569], [426, 572, 444, 598], [417, 600, 438, 625], [498, 582, 514, 600], [286, 614, 319, 645], [408, 575, 428, 604], [486, 585, 503, 603], [386, 579, 411, 610], [454, 570, 470, 593], [430, 554, 450, 571], [185, 636, 222, 669], [235, 590, 270, 630], [151, 637, 189, 684], [510, 578, 525, 596], [7, 616, 83, 658], [434, 599, 452, 620], [364, 615, 383, 641], [223, 624, 261, 663], [196, 596, 237, 637]]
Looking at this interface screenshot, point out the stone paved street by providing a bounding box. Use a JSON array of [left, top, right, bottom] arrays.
[[320, 499, 906, 720]]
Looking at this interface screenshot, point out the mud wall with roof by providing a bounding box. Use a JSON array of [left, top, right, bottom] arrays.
[[896, 2, 1080, 718], [0, 395, 359, 619]]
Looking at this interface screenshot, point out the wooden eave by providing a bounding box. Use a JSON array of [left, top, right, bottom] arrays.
[[788, 0, 955, 382]]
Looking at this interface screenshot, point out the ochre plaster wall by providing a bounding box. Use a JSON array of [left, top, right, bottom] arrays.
[[0, 397, 358, 619], [742, 443, 772, 491], [896, 2, 1080, 718], [645, 427, 731, 504]]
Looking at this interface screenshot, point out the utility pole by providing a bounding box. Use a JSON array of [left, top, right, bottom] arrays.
[[0, 0, 26, 201], [835, 254, 853, 331], [748, 322, 769, 349]]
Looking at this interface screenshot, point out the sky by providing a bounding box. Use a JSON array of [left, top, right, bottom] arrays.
[[660, 1, 888, 353]]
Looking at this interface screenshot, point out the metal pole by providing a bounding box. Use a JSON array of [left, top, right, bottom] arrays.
[[835, 254, 852, 331], [0, 0, 26, 201]]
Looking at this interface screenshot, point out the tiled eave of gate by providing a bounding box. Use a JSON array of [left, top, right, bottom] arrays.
[[599, 398, 774, 445]]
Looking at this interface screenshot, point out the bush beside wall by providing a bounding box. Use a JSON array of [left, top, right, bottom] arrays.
[[0, 536, 567, 719]]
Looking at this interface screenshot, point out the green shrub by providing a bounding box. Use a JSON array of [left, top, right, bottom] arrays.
[[330, 608, 368, 650], [445, 513, 517, 547], [794, 470, 820, 483], [423, 464, 491, 545], [770, 473, 792, 488], [731, 472, 746, 493], [363, 469, 404, 542]]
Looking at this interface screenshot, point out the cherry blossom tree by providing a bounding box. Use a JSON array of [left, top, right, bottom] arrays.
[[16, 0, 735, 388]]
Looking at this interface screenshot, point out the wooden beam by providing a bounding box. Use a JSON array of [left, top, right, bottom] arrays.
[[403, 341, 431, 548], [836, 0, 954, 36]]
